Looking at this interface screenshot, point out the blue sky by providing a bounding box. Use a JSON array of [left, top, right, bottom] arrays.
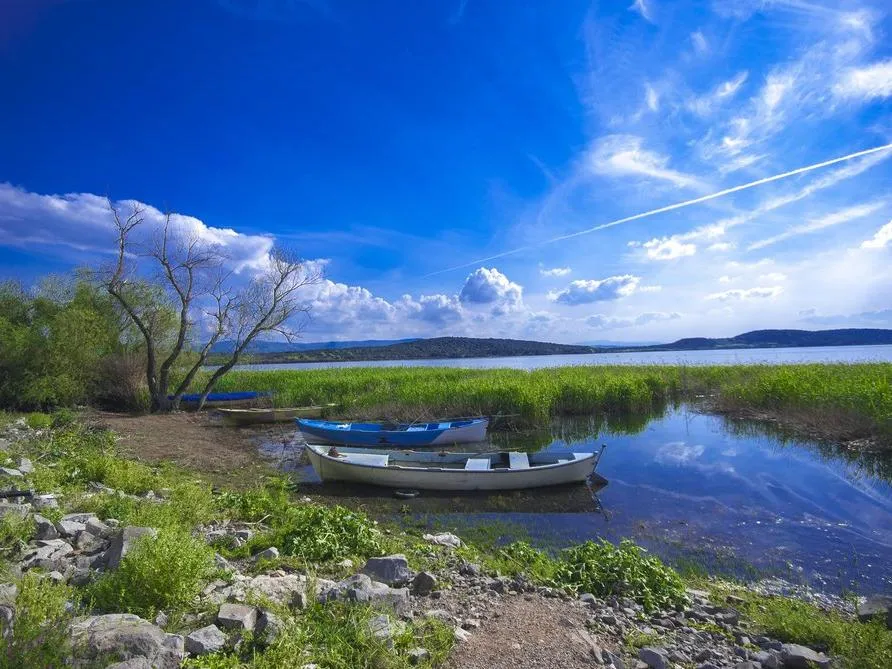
[[1, 0, 890, 343]]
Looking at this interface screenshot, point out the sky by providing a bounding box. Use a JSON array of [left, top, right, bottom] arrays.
[[0, 0, 890, 344]]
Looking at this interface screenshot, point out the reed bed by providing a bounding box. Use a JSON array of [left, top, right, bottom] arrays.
[[207, 363, 892, 444]]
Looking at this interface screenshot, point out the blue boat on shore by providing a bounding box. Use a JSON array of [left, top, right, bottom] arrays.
[[296, 417, 489, 447], [172, 391, 271, 409]]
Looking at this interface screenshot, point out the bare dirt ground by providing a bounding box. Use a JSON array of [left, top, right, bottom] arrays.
[[442, 595, 607, 669], [88, 411, 283, 486]]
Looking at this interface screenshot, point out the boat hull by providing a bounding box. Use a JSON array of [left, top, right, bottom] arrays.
[[298, 419, 488, 447], [174, 391, 270, 411], [305, 446, 596, 491], [218, 405, 335, 427]]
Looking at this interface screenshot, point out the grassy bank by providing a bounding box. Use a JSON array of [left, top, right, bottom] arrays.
[[209, 363, 892, 445]]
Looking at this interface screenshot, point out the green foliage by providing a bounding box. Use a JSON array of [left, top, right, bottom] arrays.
[[558, 539, 687, 612], [87, 528, 214, 619], [272, 504, 384, 564], [24, 413, 52, 430], [488, 541, 561, 585], [729, 590, 892, 669], [0, 513, 35, 560], [215, 477, 295, 524], [0, 573, 74, 669]]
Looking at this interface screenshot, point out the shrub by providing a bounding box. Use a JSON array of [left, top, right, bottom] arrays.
[[0, 573, 73, 669], [0, 513, 35, 559], [490, 541, 560, 585], [87, 528, 214, 619], [557, 539, 687, 612], [216, 477, 295, 524], [273, 504, 383, 563]]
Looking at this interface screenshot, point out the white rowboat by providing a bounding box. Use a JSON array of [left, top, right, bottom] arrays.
[[305, 444, 605, 491]]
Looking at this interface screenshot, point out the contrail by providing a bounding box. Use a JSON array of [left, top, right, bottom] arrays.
[[424, 143, 892, 277]]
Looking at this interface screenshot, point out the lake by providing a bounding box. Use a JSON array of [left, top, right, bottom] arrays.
[[259, 407, 892, 593], [236, 344, 892, 371]]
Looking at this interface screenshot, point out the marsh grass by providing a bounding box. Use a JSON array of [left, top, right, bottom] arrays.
[[210, 363, 892, 444]]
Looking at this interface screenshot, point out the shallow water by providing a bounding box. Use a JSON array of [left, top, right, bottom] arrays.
[[257, 408, 892, 593]]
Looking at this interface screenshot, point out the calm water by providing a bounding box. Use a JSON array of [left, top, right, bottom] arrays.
[[237, 344, 892, 371], [259, 407, 892, 593]]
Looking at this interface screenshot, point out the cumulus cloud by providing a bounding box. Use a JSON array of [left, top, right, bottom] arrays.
[[629, 237, 696, 260], [458, 267, 523, 314], [589, 135, 706, 190], [307, 281, 397, 326], [587, 311, 681, 330], [398, 293, 463, 325], [550, 275, 640, 305], [861, 220, 892, 249], [834, 60, 892, 100], [706, 286, 783, 301], [539, 266, 572, 278]]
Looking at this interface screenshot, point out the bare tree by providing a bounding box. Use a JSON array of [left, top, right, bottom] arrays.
[[98, 200, 322, 412]]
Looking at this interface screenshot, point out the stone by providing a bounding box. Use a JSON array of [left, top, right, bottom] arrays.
[[21, 538, 74, 571], [367, 613, 406, 648], [459, 561, 481, 576], [230, 573, 307, 607], [185, 624, 227, 655], [34, 513, 59, 540], [638, 647, 668, 669], [85, 516, 113, 538], [423, 532, 461, 548], [411, 571, 437, 596], [668, 649, 691, 663], [32, 494, 59, 510], [453, 626, 472, 642], [154, 611, 169, 628], [234, 529, 253, 541], [361, 554, 411, 586], [337, 558, 354, 569], [69, 613, 183, 669], [424, 609, 454, 624], [696, 664, 720, 669], [0, 467, 22, 477], [408, 647, 430, 664], [579, 592, 598, 606], [217, 603, 258, 632], [75, 530, 106, 553], [253, 546, 279, 562], [318, 574, 410, 615], [781, 643, 831, 669], [858, 595, 892, 629], [214, 553, 233, 571], [256, 610, 284, 645], [18, 458, 33, 474], [55, 518, 87, 538], [604, 650, 625, 669], [0, 502, 30, 518], [734, 663, 759, 669], [106, 659, 154, 669], [103, 527, 158, 570]]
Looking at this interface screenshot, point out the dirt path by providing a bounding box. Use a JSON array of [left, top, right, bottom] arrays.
[[442, 595, 608, 669], [89, 411, 286, 486]]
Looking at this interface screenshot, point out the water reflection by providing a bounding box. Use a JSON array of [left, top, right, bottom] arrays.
[[255, 407, 892, 592]]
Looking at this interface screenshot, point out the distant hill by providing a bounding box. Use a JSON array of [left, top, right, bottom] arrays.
[[223, 328, 892, 364]]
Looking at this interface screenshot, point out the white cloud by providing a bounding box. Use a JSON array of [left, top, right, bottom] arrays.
[[589, 135, 706, 190], [655, 442, 705, 465], [587, 311, 680, 330], [687, 71, 749, 116], [801, 308, 892, 326], [398, 293, 464, 325], [629, 0, 653, 23], [645, 83, 659, 112], [458, 267, 524, 314], [748, 201, 886, 251], [759, 272, 787, 282], [834, 60, 892, 100], [550, 275, 641, 305], [539, 266, 571, 278], [691, 30, 708, 55], [630, 237, 697, 261], [861, 220, 892, 249], [707, 286, 783, 301], [708, 242, 734, 252]]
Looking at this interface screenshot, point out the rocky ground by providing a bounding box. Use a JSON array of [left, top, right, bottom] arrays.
[[2, 417, 890, 668]]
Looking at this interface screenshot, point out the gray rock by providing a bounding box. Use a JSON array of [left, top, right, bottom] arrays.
[[858, 595, 892, 629], [367, 613, 407, 648], [604, 650, 625, 669], [106, 659, 154, 669], [781, 643, 830, 669], [734, 663, 759, 669], [229, 573, 307, 607], [424, 609, 455, 624], [422, 532, 461, 548], [408, 647, 430, 665], [319, 574, 410, 614], [74, 530, 106, 553], [411, 571, 437, 596], [217, 603, 257, 632], [214, 553, 233, 571], [34, 513, 60, 540], [638, 647, 668, 669], [256, 610, 284, 645], [62, 512, 98, 524], [32, 494, 59, 510], [454, 626, 472, 642], [55, 518, 87, 538], [0, 502, 30, 518], [668, 649, 691, 663], [0, 467, 22, 477], [85, 517, 112, 538], [696, 664, 720, 669], [103, 527, 158, 570], [0, 583, 18, 606], [361, 554, 411, 586], [579, 592, 598, 606], [459, 561, 481, 576], [185, 624, 227, 655], [234, 529, 253, 541], [18, 458, 33, 474], [69, 613, 183, 669], [754, 650, 780, 669], [253, 546, 280, 562], [21, 538, 74, 571]]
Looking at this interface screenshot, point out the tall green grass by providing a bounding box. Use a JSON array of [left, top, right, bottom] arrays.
[[208, 363, 892, 442]]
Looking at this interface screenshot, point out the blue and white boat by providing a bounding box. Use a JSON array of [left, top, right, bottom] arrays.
[[296, 417, 489, 447], [173, 391, 271, 409]]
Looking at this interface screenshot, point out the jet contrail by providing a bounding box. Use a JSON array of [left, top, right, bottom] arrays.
[[424, 143, 892, 277]]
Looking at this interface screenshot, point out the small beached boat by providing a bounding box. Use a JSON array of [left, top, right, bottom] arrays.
[[304, 444, 606, 491], [174, 391, 271, 410], [297, 418, 488, 447], [217, 404, 337, 427]]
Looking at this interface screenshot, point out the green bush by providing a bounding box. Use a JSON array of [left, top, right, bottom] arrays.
[[0, 573, 73, 669], [272, 504, 384, 563], [25, 413, 53, 430], [557, 540, 687, 612], [87, 528, 214, 619], [216, 477, 295, 524], [0, 513, 35, 560]]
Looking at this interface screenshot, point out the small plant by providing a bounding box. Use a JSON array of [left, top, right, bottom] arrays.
[[490, 541, 560, 584], [25, 413, 53, 430], [0, 513, 35, 558], [0, 573, 74, 669], [557, 539, 687, 612], [87, 528, 214, 619], [272, 503, 384, 563]]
